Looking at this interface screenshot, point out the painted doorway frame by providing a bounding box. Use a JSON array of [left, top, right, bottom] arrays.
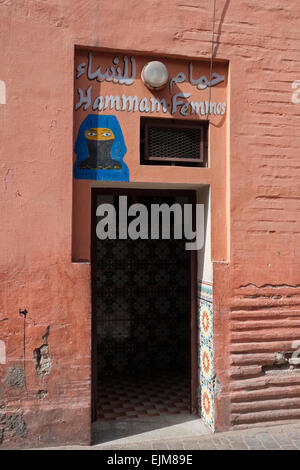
[[90, 187, 198, 422]]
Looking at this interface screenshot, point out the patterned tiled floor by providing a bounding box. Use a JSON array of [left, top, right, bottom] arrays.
[[96, 374, 190, 421]]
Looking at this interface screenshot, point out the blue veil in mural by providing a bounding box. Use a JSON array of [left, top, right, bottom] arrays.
[[74, 114, 129, 181]]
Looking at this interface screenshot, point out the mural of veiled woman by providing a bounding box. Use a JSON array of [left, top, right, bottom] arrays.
[[74, 114, 129, 181]]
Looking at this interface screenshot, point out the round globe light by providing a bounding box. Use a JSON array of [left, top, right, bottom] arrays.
[[141, 61, 169, 90]]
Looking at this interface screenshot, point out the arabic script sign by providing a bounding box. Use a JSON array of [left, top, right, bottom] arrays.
[[74, 53, 227, 117]]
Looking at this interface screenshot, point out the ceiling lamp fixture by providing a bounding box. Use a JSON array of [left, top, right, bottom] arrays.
[[141, 61, 169, 90]]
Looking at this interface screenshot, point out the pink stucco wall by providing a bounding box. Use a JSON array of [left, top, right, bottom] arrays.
[[1, 0, 300, 447]]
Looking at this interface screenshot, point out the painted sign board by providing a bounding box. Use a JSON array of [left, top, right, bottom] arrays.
[[74, 50, 227, 182]]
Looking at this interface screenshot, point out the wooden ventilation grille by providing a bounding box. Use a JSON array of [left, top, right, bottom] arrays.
[[141, 118, 207, 165]]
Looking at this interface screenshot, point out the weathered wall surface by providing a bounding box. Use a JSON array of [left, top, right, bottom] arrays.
[[1, 0, 300, 447]]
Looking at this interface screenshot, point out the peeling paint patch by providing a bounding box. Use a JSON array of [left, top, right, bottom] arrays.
[[0, 80, 5, 104], [240, 283, 300, 289], [0, 341, 5, 364], [0, 412, 6, 425], [7, 414, 27, 438], [262, 351, 300, 375], [0, 412, 27, 440], [33, 344, 51, 376], [4, 367, 25, 387], [213, 375, 222, 396], [37, 390, 48, 400]]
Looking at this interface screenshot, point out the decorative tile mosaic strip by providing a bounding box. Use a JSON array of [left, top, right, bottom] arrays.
[[198, 281, 214, 431]]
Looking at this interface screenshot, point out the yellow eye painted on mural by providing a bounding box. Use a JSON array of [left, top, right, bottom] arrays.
[[84, 128, 115, 141]]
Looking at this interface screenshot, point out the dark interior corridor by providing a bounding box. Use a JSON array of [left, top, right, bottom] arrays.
[[93, 193, 192, 421]]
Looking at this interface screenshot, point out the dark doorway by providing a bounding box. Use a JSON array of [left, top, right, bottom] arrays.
[[91, 189, 197, 423]]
